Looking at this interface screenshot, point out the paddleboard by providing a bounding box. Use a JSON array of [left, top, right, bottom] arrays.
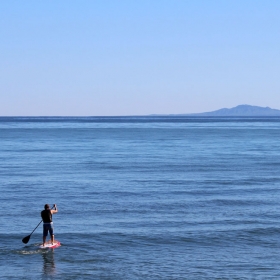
[[39, 240, 61, 249]]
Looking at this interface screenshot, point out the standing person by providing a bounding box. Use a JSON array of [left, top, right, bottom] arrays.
[[41, 204, 58, 246]]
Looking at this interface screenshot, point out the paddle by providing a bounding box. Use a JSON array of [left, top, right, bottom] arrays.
[[22, 205, 55, 244]]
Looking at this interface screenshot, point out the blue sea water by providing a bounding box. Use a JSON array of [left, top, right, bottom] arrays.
[[0, 116, 280, 279]]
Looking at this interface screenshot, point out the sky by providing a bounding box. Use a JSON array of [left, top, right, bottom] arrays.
[[0, 0, 279, 116]]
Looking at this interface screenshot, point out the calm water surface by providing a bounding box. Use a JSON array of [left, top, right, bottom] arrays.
[[0, 117, 280, 279]]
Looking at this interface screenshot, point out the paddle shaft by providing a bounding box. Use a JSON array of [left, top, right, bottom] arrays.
[[28, 220, 43, 236]]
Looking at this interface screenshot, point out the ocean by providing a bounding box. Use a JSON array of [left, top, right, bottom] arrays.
[[0, 116, 280, 279]]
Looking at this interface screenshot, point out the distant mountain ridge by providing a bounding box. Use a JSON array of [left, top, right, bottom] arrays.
[[188, 105, 280, 116]]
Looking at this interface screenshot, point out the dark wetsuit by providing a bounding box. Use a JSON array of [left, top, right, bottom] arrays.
[[41, 209, 54, 236]]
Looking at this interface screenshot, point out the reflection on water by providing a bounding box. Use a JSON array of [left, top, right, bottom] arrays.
[[42, 250, 56, 276]]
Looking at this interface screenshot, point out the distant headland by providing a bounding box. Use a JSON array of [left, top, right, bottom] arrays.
[[180, 105, 280, 117]]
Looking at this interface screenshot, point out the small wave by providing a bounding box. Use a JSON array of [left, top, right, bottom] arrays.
[[15, 249, 42, 255]]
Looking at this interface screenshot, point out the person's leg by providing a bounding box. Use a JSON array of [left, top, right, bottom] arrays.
[[49, 224, 54, 244], [43, 224, 48, 246]]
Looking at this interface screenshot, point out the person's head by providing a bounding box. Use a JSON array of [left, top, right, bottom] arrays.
[[44, 204, 50, 210]]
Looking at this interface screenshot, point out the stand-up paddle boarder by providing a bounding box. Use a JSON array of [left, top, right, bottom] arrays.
[[41, 204, 58, 247]]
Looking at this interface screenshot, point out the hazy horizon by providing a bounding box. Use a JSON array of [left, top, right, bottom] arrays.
[[1, 104, 280, 117], [1, 1, 280, 116]]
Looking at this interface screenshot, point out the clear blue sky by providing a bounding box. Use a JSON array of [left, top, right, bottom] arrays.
[[1, 0, 279, 116]]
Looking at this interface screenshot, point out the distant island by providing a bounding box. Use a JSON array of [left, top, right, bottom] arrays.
[[183, 105, 280, 116]]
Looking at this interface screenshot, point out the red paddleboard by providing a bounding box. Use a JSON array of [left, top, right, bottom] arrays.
[[39, 240, 61, 249]]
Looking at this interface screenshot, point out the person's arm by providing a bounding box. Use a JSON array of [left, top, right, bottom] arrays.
[[51, 204, 58, 214]]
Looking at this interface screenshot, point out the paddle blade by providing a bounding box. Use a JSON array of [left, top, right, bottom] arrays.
[[22, 235, 31, 244]]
